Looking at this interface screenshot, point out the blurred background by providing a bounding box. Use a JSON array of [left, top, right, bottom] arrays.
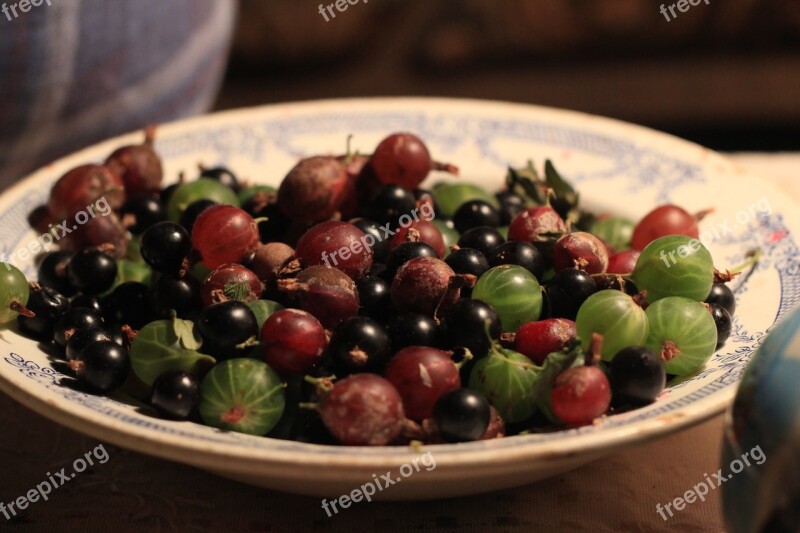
[[0, 0, 798, 186], [220, 0, 800, 150]]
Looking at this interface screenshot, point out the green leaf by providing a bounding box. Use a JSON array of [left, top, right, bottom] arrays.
[[131, 320, 215, 385], [544, 159, 579, 208], [173, 318, 203, 350], [468, 347, 541, 423]]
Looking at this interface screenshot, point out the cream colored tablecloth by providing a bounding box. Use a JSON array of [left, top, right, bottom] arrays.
[[0, 154, 797, 532]]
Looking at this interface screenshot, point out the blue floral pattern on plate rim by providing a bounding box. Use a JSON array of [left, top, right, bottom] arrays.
[[0, 98, 798, 458]]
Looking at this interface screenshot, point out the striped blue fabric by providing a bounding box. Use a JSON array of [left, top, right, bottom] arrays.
[[0, 0, 237, 190]]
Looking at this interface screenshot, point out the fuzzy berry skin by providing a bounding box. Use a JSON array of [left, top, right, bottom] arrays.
[[391, 257, 457, 317], [294, 221, 374, 281], [384, 346, 460, 421], [552, 232, 609, 274], [515, 319, 577, 365], [551, 366, 611, 426], [319, 374, 405, 446], [507, 205, 566, 243], [48, 164, 125, 220], [277, 156, 352, 224]]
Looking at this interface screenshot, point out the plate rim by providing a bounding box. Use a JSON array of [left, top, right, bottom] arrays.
[[0, 96, 791, 473]]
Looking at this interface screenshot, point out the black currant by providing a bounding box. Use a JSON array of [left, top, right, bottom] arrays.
[[328, 316, 391, 375], [495, 190, 525, 226], [53, 307, 103, 348], [593, 274, 639, 296], [69, 340, 130, 392], [546, 268, 596, 320], [457, 226, 505, 257], [350, 218, 391, 263], [17, 286, 69, 341], [65, 327, 112, 361], [356, 275, 391, 321], [150, 371, 200, 419], [445, 247, 490, 278], [200, 166, 240, 192], [149, 275, 201, 319], [608, 346, 666, 406], [441, 299, 501, 359], [140, 221, 191, 276], [388, 313, 439, 352], [37, 251, 75, 296], [453, 200, 500, 233], [197, 301, 258, 360], [433, 389, 491, 442], [705, 283, 735, 316], [488, 240, 545, 280], [101, 281, 152, 329], [367, 184, 416, 226], [66, 249, 117, 295], [70, 294, 104, 315], [120, 195, 167, 235], [709, 303, 733, 350]]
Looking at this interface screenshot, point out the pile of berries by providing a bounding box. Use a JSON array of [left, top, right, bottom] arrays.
[[1, 129, 743, 446]]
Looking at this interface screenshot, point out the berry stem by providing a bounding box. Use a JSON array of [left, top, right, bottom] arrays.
[[9, 300, 35, 318], [587, 333, 603, 366]]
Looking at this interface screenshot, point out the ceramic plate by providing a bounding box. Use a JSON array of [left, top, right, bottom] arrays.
[[1, 98, 798, 500]]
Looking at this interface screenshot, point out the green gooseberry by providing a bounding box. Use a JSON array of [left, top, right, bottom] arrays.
[[166, 178, 239, 222], [472, 265, 542, 332], [645, 296, 718, 376], [632, 235, 714, 303], [575, 290, 649, 361], [432, 182, 499, 218]]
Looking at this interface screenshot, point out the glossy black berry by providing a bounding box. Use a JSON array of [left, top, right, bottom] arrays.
[[328, 316, 391, 375], [120, 195, 167, 235], [66, 249, 117, 295], [150, 371, 200, 419], [388, 313, 439, 352], [445, 247, 490, 278], [159, 183, 180, 207], [200, 166, 240, 192], [453, 200, 500, 233], [457, 226, 505, 257], [17, 286, 69, 341], [70, 294, 104, 315], [433, 389, 491, 442], [608, 346, 666, 406], [101, 282, 152, 329], [65, 327, 112, 361], [37, 251, 75, 296], [149, 275, 201, 319], [709, 303, 733, 350], [546, 268, 596, 320], [495, 190, 526, 226], [70, 340, 130, 392], [488, 240, 545, 280], [705, 283, 735, 316], [53, 307, 103, 348], [441, 299, 501, 359], [368, 184, 416, 226], [356, 275, 391, 321], [140, 221, 191, 276], [178, 199, 217, 234], [197, 301, 258, 360]]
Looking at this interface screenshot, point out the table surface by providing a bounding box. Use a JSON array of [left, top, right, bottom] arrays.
[[0, 154, 797, 532]]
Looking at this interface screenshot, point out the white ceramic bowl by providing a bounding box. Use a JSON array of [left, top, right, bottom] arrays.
[[1, 98, 798, 500]]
